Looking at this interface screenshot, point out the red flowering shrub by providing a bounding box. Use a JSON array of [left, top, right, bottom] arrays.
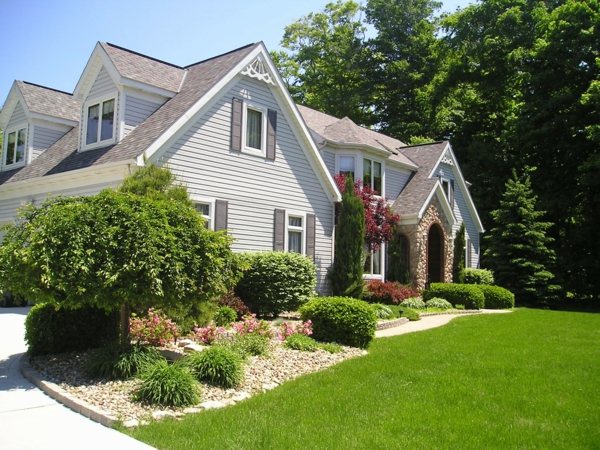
[[364, 280, 419, 305], [217, 290, 251, 319], [129, 308, 180, 346]]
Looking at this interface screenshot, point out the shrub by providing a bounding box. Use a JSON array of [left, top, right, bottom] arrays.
[[134, 361, 199, 407], [400, 297, 426, 309], [183, 346, 244, 388], [214, 306, 237, 327], [371, 303, 394, 320], [217, 290, 251, 319], [227, 333, 271, 358], [86, 343, 165, 379], [479, 285, 515, 309], [424, 298, 453, 310], [232, 314, 274, 338], [193, 324, 227, 345], [284, 333, 320, 352], [277, 320, 313, 341], [235, 252, 317, 317], [423, 283, 485, 310], [464, 268, 495, 285], [0, 292, 27, 307], [399, 307, 420, 321], [300, 297, 376, 348], [164, 300, 217, 334], [319, 342, 342, 353], [363, 280, 419, 305], [25, 303, 119, 355], [129, 308, 179, 346]]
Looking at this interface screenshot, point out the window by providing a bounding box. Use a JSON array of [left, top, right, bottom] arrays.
[[84, 98, 115, 147], [338, 155, 355, 180], [194, 201, 213, 229], [286, 215, 304, 254], [363, 158, 382, 194], [4, 127, 26, 167], [242, 103, 267, 156], [439, 177, 454, 207], [364, 246, 383, 277]]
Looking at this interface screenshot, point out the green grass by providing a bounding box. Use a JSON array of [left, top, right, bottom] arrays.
[[125, 309, 600, 449]]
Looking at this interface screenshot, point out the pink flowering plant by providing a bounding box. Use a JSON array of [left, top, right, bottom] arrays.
[[232, 314, 274, 339], [278, 320, 313, 341], [193, 324, 227, 345], [129, 308, 180, 346]]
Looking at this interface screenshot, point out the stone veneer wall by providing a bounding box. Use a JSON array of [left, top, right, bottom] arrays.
[[396, 196, 454, 291]]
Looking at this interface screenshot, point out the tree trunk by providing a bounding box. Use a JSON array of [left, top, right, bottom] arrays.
[[120, 303, 130, 348]]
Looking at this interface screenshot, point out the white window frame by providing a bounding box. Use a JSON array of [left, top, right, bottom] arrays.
[[191, 197, 215, 230], [3, 124, 28, 170], [241, 101, 267, 157], [284, 210, 306, 255], [335, 153, 358, 180], [362, 157, 384, 196], [81, 94, 118, 151], [440, 177, 451, 199], [363, 244, 385, 280]]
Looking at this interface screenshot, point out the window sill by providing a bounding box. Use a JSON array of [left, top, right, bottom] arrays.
[[2, 161, 26, 171], [80, 138, 117, 152]]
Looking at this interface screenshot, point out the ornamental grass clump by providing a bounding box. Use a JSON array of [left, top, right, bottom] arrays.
[[371, 303, 394, 319], [183, 346, 244, 388], [134, 361, 199, 407], [129, 308, 179, 347], [86, 343, 165, 380]]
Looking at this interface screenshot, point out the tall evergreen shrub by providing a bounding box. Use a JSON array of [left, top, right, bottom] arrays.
[[453, 223, 466, 283]]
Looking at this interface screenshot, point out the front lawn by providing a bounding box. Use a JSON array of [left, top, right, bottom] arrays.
[[126, 309, 600, 449]]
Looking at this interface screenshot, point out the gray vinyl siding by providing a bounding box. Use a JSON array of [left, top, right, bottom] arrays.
[[158, 76, 335, 292], [386, 167, 412, 201], [322, 150, 335, 177], [436, 162, 480, 268], [7, 102, 26, 129], [123, 94, 162, 137], [89, 68, 117, 99], [32, 126, 65, 160]]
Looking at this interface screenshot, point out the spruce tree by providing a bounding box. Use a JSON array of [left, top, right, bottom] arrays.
[[453, 223, 466, 283], [329, 176, 365, 298], [484, 170, 560, 305]]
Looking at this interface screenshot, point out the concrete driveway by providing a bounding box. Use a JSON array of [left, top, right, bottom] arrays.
[[0, 307, 155, 450]]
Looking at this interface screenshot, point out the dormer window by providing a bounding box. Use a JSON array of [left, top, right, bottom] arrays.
[[83, 97, 115, 149], [4, 127, 26, 168]]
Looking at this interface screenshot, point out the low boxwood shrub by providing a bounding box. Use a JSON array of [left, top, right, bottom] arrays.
[[86, 343, 165, 380], [479, 285, 515, 309], [464, 268, 495, 285], [299, 297, 376, 349], [400, 297, 426, 309], [214, 306, 237, 327], [235, 252, 317, 317], [183, 346, 244, 388], [284, 333, 319, 352], [423, 283, 485, 310], [424, 298, 453, 310], [371, 303, 393, 320], [134, 361, 199, 407], [399, 307, 420, 321], [363, 280, 419, 305], [25, 303, 119, 355]]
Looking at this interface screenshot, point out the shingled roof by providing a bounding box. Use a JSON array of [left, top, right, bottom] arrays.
[[17, 81, 81, 122]]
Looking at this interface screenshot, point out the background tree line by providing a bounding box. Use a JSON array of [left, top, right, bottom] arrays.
[[273, 0, 599, 301]]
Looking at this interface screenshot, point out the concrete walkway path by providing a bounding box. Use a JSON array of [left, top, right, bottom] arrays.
[[0, 307, 155, 450], [376, 309, 512, 338]]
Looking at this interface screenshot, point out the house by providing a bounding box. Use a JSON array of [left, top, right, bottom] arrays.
[[0, 41, 482, 293]]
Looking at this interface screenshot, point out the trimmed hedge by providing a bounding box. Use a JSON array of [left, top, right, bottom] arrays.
[[423, 283, 485, 310], [25, 303, 119, 355], [300, 297, 376, 348], [236, 252, 317, 317], [464, 268, 495, 285], [479, 285, 515, 309]]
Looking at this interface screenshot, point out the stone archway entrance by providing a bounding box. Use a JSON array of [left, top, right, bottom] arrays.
[[427, 223, 444, 284]]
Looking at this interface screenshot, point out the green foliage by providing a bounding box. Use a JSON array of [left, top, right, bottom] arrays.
[[371, 303, 393, 320], [385, 228, 411, 284], [319, 342, 343, 353], [399, 307, 420, 321], [424, 298, 453, 310], [284, 333, 319, 352], [183, 346, 244, 388], [25, 303, 118, 355], [329, 176, 365, 298], [463, 268, 495, 285], [86, 343, 165, 380], [400, 297, 426, 310], [453, 223, 466, 283], [226, 333, 271, 358], [423, 283, 485, 310], [214, 306, 237, 327], [479, 285, 515, 309], [484, 171, 560, 305], [119, 164, 192, 207], [134, 361, 199, 408], [0, 292, 27, 307], [300, 297, 376, 348]]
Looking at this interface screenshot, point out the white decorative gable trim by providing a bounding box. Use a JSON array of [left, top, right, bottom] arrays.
[[241, 57, 275, 86], [440, 149, 454, 166]]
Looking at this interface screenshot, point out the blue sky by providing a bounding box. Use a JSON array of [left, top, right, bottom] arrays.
[[0, 0, 473, 102]]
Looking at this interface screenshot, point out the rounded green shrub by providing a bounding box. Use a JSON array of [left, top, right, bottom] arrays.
[[299, 297, 376, 348], [183, 346, 244, 388], [479, 285, 515, 309], [399, 307, 420, 321], [400, 297, 426, 309], [424, 298, 453, 310], [464, 268, 495, 285], [25, 303, 119, 355], [235, 252, 317, 317], [423, 283, 485, 309], [86, 343, 165, 380], [228, 333, 271, 358], [134, 361, 199, 407], [284, 333, 319, 352], [214, 306, 237, 327]]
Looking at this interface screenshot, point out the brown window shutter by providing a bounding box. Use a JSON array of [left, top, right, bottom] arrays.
[[274, 208, 285, 251], [266, 109, 277, 160], [306, 213, 316, 260], [231, 98, 243, 151], [215, 200, 228, 231], [450, 180, 455, 208]]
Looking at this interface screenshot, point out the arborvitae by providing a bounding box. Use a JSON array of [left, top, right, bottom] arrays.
[[329, 176, 365, 298], [484, 170, 560, 305], [453, 223, 466, 283]]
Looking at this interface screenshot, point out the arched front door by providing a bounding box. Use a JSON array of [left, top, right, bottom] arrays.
[[427, 224, 444, 284]]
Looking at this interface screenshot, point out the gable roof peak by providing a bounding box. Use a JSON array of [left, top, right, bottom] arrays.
[[101, 42, 184, 70]]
